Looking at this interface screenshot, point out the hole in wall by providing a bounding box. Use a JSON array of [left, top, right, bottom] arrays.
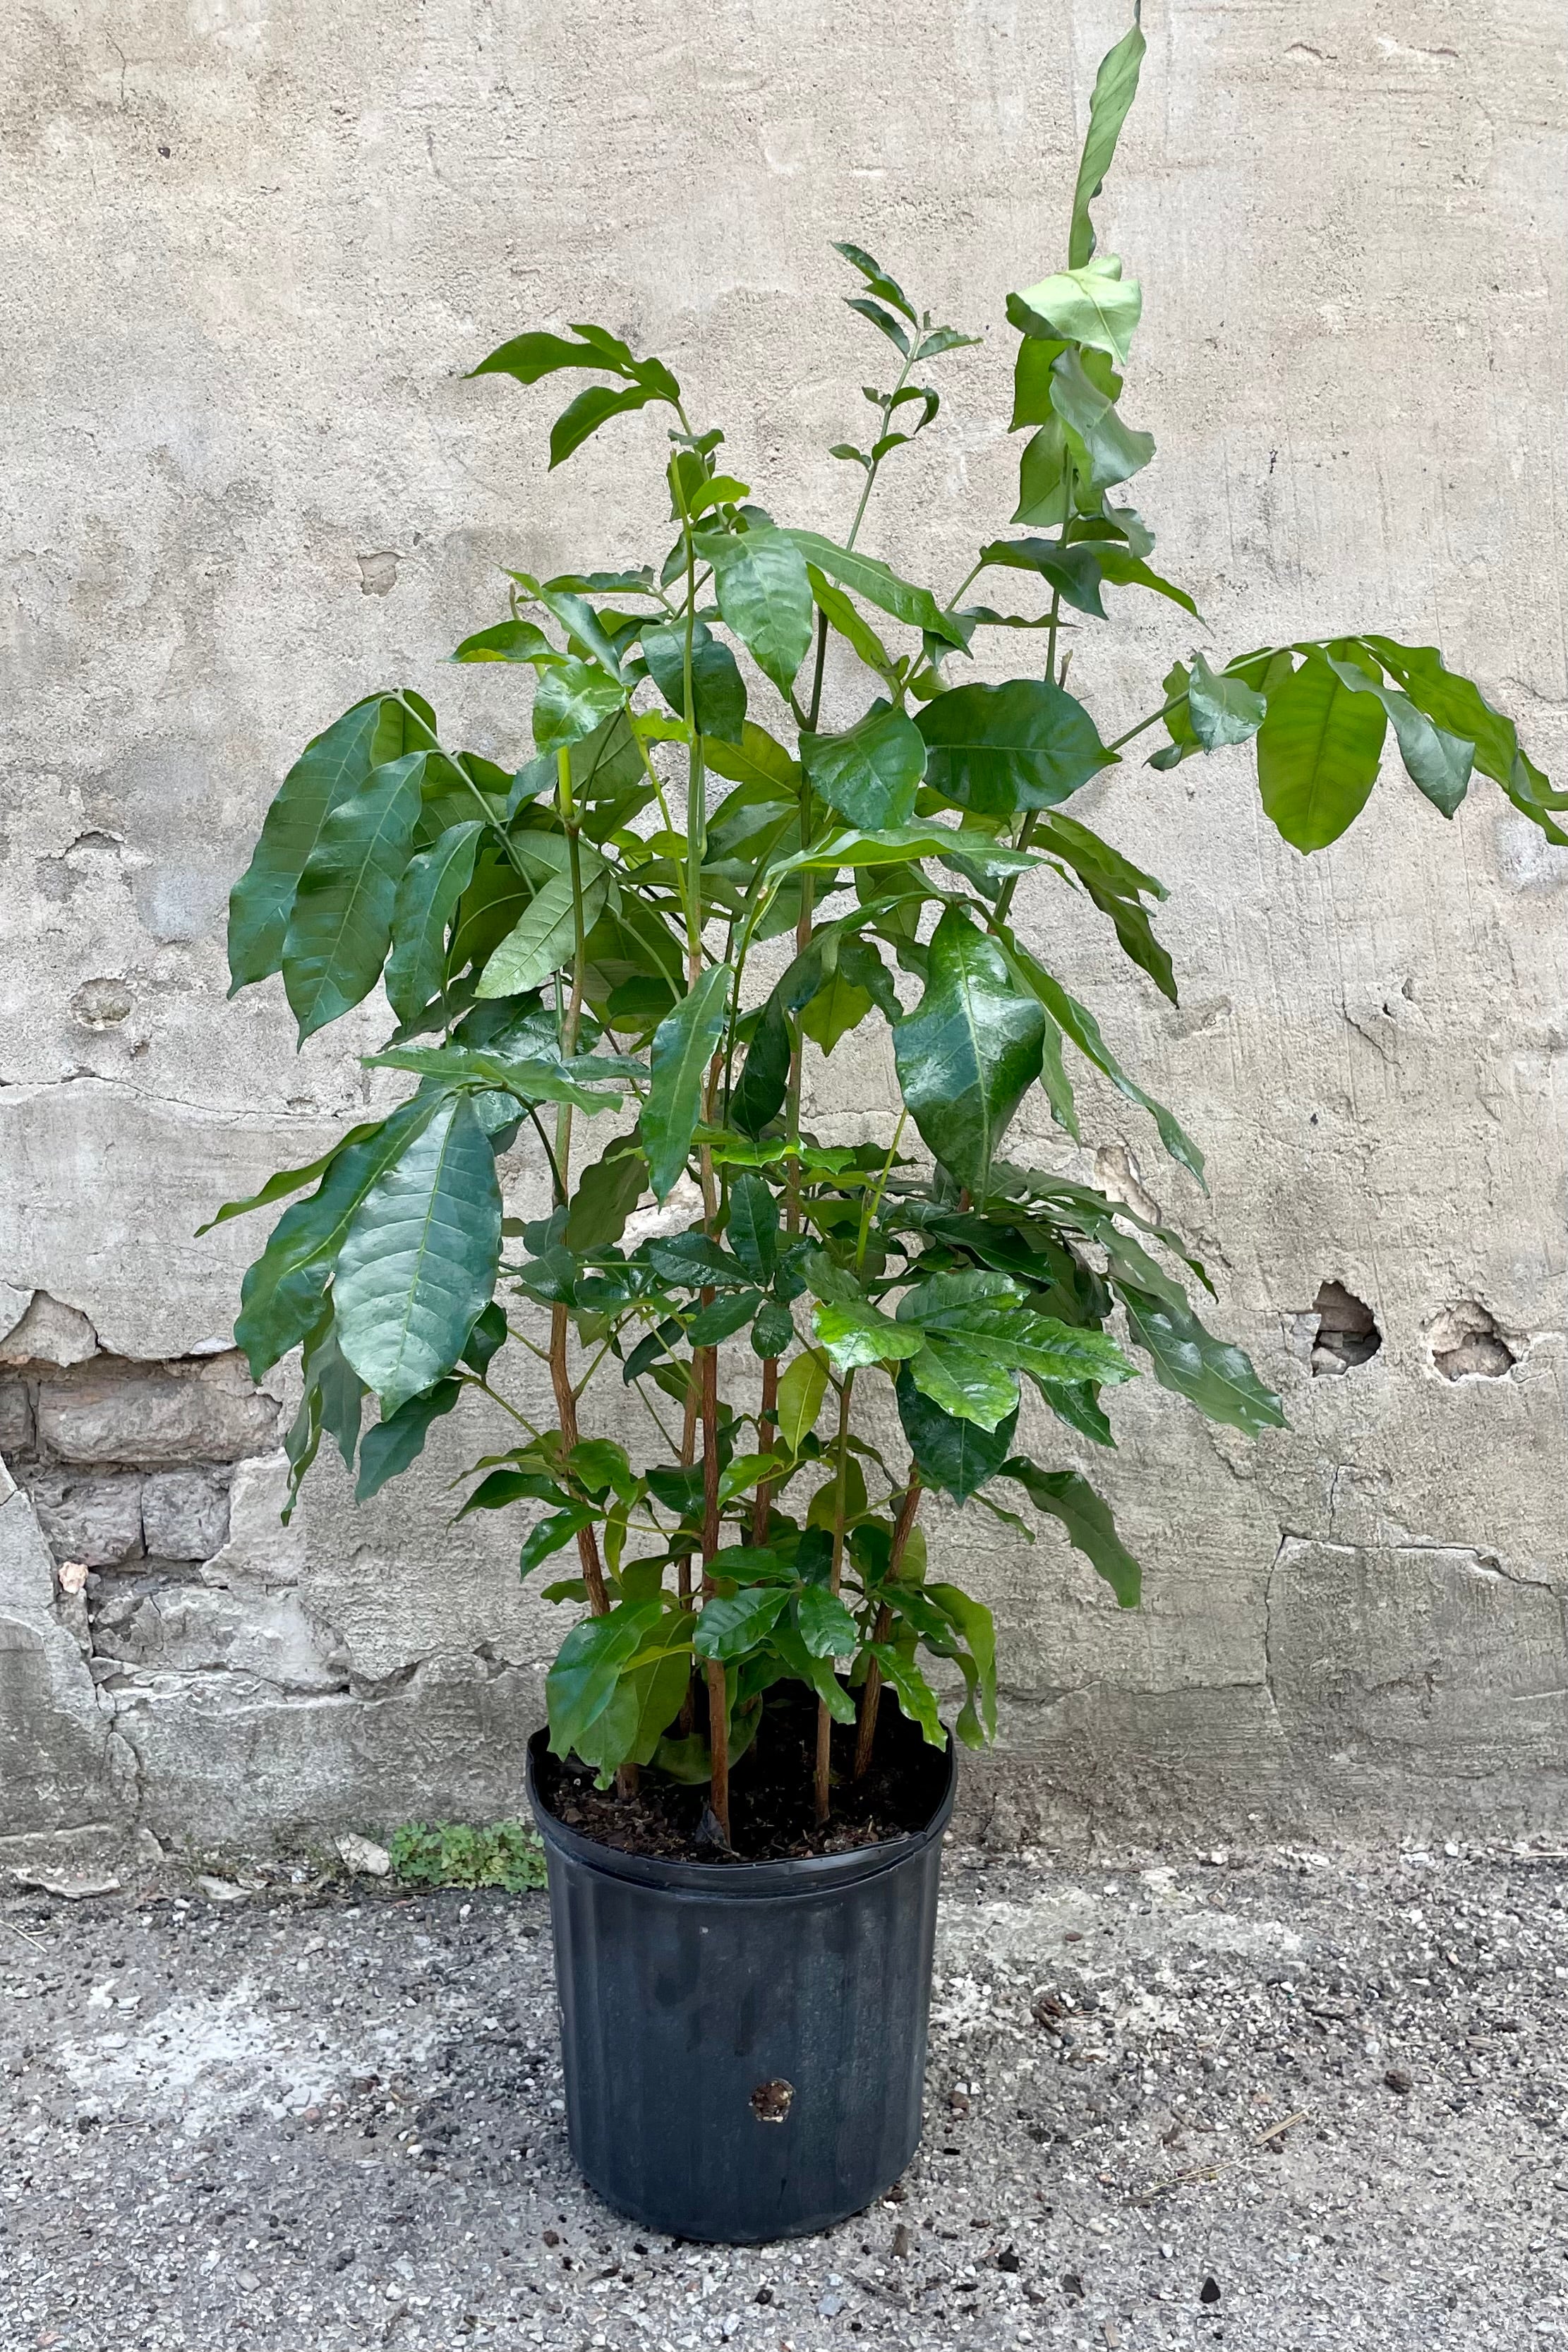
[[1428, 1302, 1517, 1381], [1309, 1281, 1382, 1376]]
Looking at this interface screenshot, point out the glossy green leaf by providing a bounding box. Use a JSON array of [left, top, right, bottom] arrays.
[[1359, 638, 1564, 831], [868, 1645, 946, 1747], [644, 963, 732, 1200], [977, 535, 1108, 619], [895, 1369, 1018, 1500], [1093, 545, 1200, 617], [694, 528, 814, 699], [1013, 416, 1071, 529], [692, 1584, 791, 1662], [776, 1349, 828, 1453], [1001, 1459, 1140, 1605], [1011, 948, 1205, 1182], [701, 722, 803, 795], [833, 240, 918, 322], [450, 618, 559, 666], [1068, 15, 1147, 270], [642, 621, 748, 746], [812, 1297, 925, 1375], [796, 1585, 860, 1658], [805, 564, 900, 680], [916, 680, 1114, 816], [687, 1289, 764, 1345], [1115, 1281, 1285, 1435], [725, 1172, 778, 1284], [893, 906, 1045, 1195], [572, 1647, 691, 1778], [228, 695, 414, 991], [532, 658, 627, 756], [475, 865, 609, 999], [1187, 651, 1266, 750], [334, 1096, 503, 1415], [281, 752, 426, 1042], [1049, 349, 1154, 491], [772, 1621, 858, 1722], [385, 821, 485, 1025], [563, 1135, 648, 1251], [1008, 257, 1141, 367], [522, 1502, 598, 1581], [924, 1582, 996, 1742], [1256, 651, 1387, 851], [1325, 650, 1473, 819], [545, 1598, 663, 1759], [355, 1379, 462, 1501], [783, 531, 967, 650], [198, 1123, 384, 1236], [751, 1299, 795, 1359], [800, 701, 927, 829]]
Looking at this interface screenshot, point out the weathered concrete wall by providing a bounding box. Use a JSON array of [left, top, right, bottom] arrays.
[[3, 0, 1565, 1858]]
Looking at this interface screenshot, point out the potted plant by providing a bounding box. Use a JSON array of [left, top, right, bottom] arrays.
[[209, 13, 1559, 2242]]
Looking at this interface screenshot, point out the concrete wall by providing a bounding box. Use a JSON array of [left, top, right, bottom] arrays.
[[4, 0, 1565, 1860]]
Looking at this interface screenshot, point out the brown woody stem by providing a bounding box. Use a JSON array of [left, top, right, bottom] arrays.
[[750, 1355, 778, 1545], [812, 1375, 857, 1826], [699, 1334, 730, 1841]]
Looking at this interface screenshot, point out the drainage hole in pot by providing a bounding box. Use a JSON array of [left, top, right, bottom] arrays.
[[750, 2078, 795, 2124]]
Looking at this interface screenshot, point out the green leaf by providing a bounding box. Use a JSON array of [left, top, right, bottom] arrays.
[[532, 658, 627, 756], [833, 241, 918, 322], [1256, 651, 1387, 851], [282, 751, 427, 1042], [642, 621, 748, 746], [1013, 416, 1071, 529], [548, 380, 663, 467], [694, 529, 814, 699], [1068, 15, 1147, 270], [772, 1620, 858, 1721], [228, 695, 413, 991], [1094, 546, 1200, 618], [1115, 1281, 1286, 1436], [783, 531, 967, 650], [751, 1298, 795, 1359], [1359, 637, 1563, 827], [563, 1135, 648, 1251], [545, 1599, 663, 1759], [896, 1269, 1134, 1431], [385, 821, 486, 1025], [1188, 651, 1266, 750], [796, 1585, 860, 1658], [644, 964, 732, 1200], [692, 1584, 791, 1662], [233, 1097, 440, 1379], [450, 618, 559, 666], [1001, 1460, 1140, 1605], [895, 1369, 1018, 1500], [1049, 349, 1154, 491], [805, 564, 900, 680], [1008, 257, 1142, 367], [800, 701, 927, 829], [868, 1645, 946, 1747], [812, 1297, 925, 1375], [574, 1648, 691, 1777], [924, 1581, 996, 1742], [198, 1123, 384, 1236], [725, 1172, 778, 1284], [470, 330, 647, 387], [687, 1289, 764, 1345], [355, 1379, 463, 1501], [475, 865, 610, 999], [333, 1096, 503, 1415], [1010, 948, 1205, 1183], [916, 680, 1114, 817], [776, 1349, 828, 1453], [977, 535, 1109, 619], [523, 1502, 598, 1579], [1324, 649, 1473, 819], [893, 905, 1045, 1195], [701, 722, 803, 795]]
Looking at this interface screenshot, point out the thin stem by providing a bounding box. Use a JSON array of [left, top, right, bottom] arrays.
[[749, 1355, 780, 1545], [845, 349, 917, 552], [855, 1107, 908, 1272], [1103, 697, 1188, 757], [812, 1373, 856, 1825], [853, 1475, 922, 1779], [699, 1333, 730, 1841]]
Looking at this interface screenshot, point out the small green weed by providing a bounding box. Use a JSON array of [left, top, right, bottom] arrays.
[[387, 1819, 546, 1893]]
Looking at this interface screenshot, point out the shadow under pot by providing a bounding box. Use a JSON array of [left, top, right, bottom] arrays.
[[525, 1726, 957, 2244]]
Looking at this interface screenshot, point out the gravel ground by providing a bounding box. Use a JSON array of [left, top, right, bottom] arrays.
[[4, 1838, 1567, 2350]]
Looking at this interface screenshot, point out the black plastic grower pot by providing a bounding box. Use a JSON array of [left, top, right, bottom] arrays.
[[525, 1727, 957, 2243]]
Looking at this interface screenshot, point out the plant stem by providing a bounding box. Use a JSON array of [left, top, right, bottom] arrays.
[[812, 1372, 857, 1825], [1102, 696, 1188, 757], [699, 1331, 730, 1842], [852, 1474, 922, 1779], [750, 1356, 778, 1545]]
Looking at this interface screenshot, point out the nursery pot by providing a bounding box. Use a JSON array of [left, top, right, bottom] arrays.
[[525, 1728, 957, 2243]]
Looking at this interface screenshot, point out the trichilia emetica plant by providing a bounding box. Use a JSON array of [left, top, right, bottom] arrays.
[[211, 15, 1562, 1843]]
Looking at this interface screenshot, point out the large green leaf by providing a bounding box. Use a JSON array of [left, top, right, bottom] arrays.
[[450, 618, 559, 666], [1256, 651, 1387, 851], [198, 1124, 384, 1235], [355, 1378, 463, 1501], [893, 906, 1046, 1194], [1048, 349, 1154, 491], [228, 695, 414, 991], [868, 1646, 946, 1747], [1325, 650, 1472, 819], [533, 659, 627, 756], [916, 680, 1114, 816], [563, 1135, 648, 1250], [1001, 1459, 1140, 1605], [813, 1297, 925, 1375], [642, 621, 747, 745], [1011, 948, 1205, 1182], [1115, 1281, 1285, 1436], [725, 1172, 778, 1284], [1358, 637, 1567, 833], [897, 1267, 1135, 1430], [1068, 16, 1147, 269], [572, 1648, 692, 1777], [281, 752, 427, 1042], [783, 531, 967, 650], [692, 1584, 791, 1662], [702, 722, 803, 795], [800, 701, 927, 830], [476, 862, 610, 999], [644, 963, 732, 1200], [233, 1097, 440, 1378], [776, 1349, 828, 1452], [694, 529, 814, 699], [1187, 652, 1266, 750], [548, 380, 661, 469], [805, 565, 900, 681], [545, 1599, 663, 1761], [385, 821, 486, 1025], [333, 1096, 503, 1415], [895, 1370, 1018, 1500], [795, 1585, 860, 1658], [924, 1581, 996, 1742], [1007, 257, 1141, 368]]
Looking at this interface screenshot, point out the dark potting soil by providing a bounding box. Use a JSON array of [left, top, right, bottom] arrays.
[[535, 1692, 951, 1864]]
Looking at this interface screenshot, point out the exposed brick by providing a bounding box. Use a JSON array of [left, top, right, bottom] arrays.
[[28, 1467, 144, 1567], [142, 1469, 231, 1562], [0, 1381, 33, 1459], [35, 1353, 278, 1466]]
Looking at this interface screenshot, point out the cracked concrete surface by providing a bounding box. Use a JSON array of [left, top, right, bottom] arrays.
[[4, 1, 1568, 1850]]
